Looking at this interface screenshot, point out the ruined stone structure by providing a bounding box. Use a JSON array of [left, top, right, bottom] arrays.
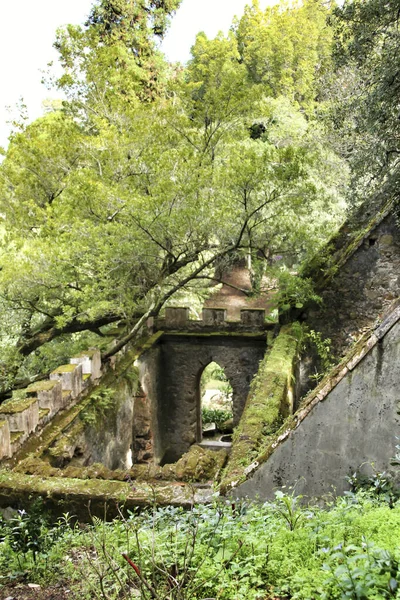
[[0, 203, 399, 514], [141, 332, 266, 464], [234, 301, 400, 500], [303, 201, 400, 356]]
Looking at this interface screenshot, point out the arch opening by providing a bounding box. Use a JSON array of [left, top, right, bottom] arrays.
[[198, 362, 233, 442]]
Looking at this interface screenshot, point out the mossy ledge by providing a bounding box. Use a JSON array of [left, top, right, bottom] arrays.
[[0, 471, 212, 520], [220, 323, 302, 494], [0, 396, 37, 415]]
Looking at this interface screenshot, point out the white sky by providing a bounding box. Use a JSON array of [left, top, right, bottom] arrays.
[[0, 0, 276, 150]]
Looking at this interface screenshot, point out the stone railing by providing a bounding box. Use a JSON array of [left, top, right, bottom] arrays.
[[154, 307, 269, 332], [0, 349, 102, 461]]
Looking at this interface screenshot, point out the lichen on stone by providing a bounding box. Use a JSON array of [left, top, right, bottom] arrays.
[[52, 364, 78, 374]]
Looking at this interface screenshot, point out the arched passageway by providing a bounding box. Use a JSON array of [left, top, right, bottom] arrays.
[[198, 361, 232, 442], [150, 333, 266, 464]]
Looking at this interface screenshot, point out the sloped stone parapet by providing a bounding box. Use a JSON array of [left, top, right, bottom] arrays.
[[220, 323, 303, 493], [70, 349, 102, 380], [232, 299, 400, 500], [0, 397, 39, 444], [50, 363, 83, 399], [0, 420, 11, 460], [240, 309, 265, 327], [26, 380, 63, 419]]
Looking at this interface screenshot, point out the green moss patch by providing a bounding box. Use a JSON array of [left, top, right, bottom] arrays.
[[27, 380, 59, 394], [0, 470, 212, 518], [220, 324, 303, 494], [0, 396, 37, 415], [51, 364, 77, 374]]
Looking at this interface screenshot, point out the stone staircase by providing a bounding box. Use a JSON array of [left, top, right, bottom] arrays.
[[0, 349, 101, 461]]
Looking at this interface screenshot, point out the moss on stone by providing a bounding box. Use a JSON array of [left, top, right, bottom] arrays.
[[10, 432, 24, 444], [220, 324, 303, 494], [0, 396, 37, 415], [73, 349, 97, 359], [0, 420, 7, 428], [0, 470, 213, 516], [48, 420, 84, 462], [52, 364, 78, 374], [27, 380, 59, 394], [39, 408, 51, 419]]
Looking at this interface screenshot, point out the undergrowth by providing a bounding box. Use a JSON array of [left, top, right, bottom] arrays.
[[0, 491, 400, 599]]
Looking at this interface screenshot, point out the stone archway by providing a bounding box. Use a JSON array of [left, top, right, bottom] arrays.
[[146, 333, 266, 464], [196, 361, 233, 442]]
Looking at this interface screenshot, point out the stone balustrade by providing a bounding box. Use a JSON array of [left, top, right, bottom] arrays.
[[161, 307, 268, 331], [0, 349, 102, 461]]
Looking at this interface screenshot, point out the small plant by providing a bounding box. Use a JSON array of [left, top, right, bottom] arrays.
[[273, 489, 305, 531], [322, 542, 400, 599], [201, 408, 232, 428], [81, 387, 116, 426], [305, 328, 334, 381]]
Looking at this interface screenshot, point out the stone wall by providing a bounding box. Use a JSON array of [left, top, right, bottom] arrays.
[[137, 344, 161, 463], [78, 378, 136, 471], [154, 334, 267, 464], [234, 310, 400, 501], [306, 213, 400, 357]]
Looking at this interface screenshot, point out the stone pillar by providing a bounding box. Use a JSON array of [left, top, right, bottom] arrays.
[[240, 309, 265, 327], [70, 349, 102, 380], [165, 307, 190, 328], [50, 363, 83, 399], [0, 419, 11, 460], [26, 380, 63, 418], [0, 397, 39, 442], [202, 308, 227, 326]]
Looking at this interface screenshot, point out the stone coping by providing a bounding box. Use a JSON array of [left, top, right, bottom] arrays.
[[226, 298, 400, 491], [0, 471, 214, 519], [0, 396, 38, 415], [26, 380, 60, 394]]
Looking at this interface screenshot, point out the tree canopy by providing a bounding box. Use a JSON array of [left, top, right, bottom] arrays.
[[0, 0, 351, 396]]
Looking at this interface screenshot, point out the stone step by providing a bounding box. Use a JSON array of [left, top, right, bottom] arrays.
[[198, 440, 232, 452]]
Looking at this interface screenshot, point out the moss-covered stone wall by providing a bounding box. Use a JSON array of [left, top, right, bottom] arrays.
[[220, 324, 303, 493]]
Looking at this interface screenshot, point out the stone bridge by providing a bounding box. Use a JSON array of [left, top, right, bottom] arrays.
[[0, 306, 273, 468], [139, 307, 272, 464]]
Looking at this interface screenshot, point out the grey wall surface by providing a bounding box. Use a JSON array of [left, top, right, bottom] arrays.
[[235, 320, 400, 501], [82, 378, 135, 470], [154, 335, 266, 464], [307, 214, 400, 358]]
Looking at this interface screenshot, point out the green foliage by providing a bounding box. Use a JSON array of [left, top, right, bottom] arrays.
[[1, 493, 400, 599], [305, 328, 334, 381], [330, 0, 400, 205], [0, 499, 73, 577], [0, 0, 348, 394], [201, 407, 233, 427], [80, 387, 116, 427], [277, 270, 322, 311], [235, 0, 334, 110]]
